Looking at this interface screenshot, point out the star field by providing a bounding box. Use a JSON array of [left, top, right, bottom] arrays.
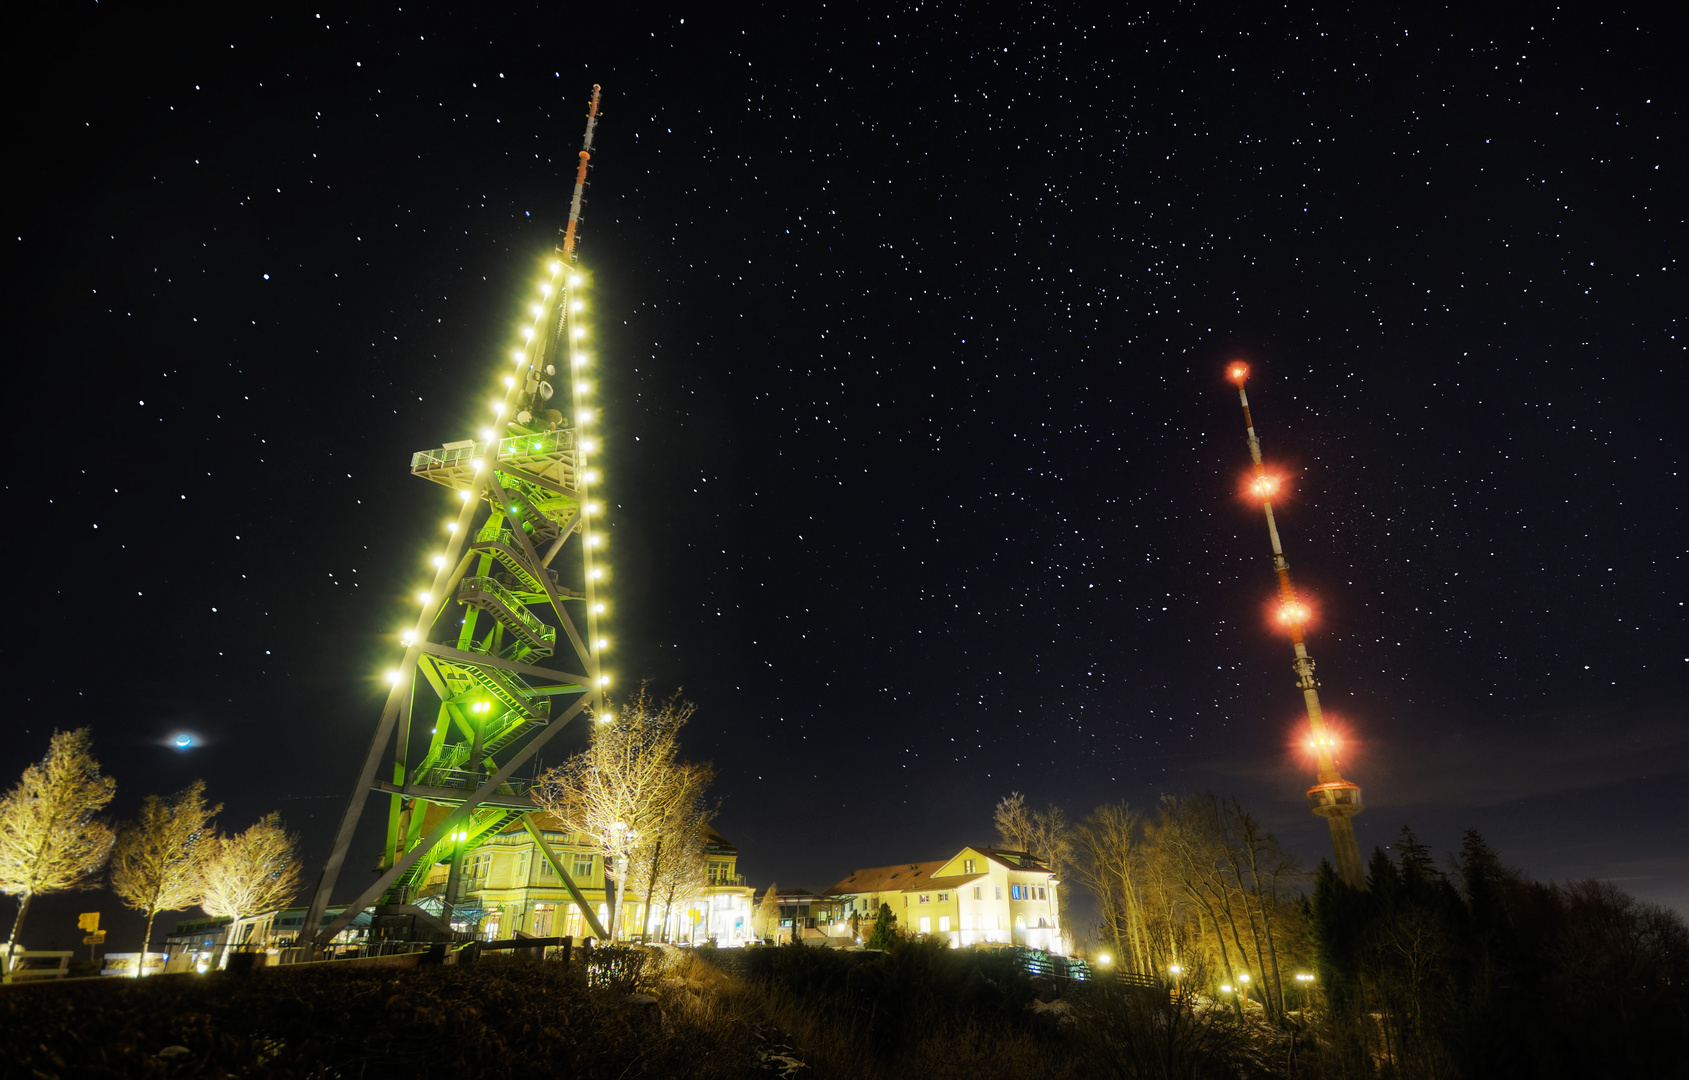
[[3, 3, 1682, 947]]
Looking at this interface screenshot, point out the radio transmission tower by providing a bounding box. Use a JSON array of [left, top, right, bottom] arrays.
[[297, 86, 614, 951], [1227, 362, 1367, 890]]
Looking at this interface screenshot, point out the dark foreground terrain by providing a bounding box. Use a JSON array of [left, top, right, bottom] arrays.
[[3, 943, 1270, 1079]]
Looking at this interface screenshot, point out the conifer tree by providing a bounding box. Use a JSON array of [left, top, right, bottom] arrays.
[[866, 901, 897, 949]]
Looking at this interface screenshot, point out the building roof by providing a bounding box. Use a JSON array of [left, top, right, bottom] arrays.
[[826, 860, 986, 896], [970, 847, 1051, 872], [826, 846, 1054, 895]]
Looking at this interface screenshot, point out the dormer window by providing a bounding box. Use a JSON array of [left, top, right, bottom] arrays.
[[963, 858, 975, 874]]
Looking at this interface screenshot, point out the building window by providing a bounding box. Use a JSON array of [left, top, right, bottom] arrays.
[[972, 886, 982, 900], [539, 858, 556, 878], [1010, 885, 1023, 900], [1035, 886, 1046, 901], [939, 916, 950, 932], [465, 853, 492, 883], [918, 893, 930, 905], [920, 917, 931, 934], [995, 886, 1003, 900], [963, 858, 975, 874], [937, 892, 948, 903], [571, 853, 594, 879]]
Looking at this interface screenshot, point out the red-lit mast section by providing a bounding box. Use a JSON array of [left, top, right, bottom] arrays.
[[560, 84, 602, 262], [1228, 362, 1367, 890]]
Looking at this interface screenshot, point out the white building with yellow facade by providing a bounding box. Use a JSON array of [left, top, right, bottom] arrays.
[[826, 846, 1065, 953]]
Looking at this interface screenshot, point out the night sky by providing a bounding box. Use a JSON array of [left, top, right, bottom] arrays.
[[6, 5, 1683, 950]]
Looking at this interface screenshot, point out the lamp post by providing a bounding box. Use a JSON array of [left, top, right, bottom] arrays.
[[1294, 971, 1317, 1014]]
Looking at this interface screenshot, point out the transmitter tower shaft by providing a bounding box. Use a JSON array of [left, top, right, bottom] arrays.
[[1230, 364, 1367, 890]]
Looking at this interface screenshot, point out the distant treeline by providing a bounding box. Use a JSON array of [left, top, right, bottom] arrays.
[[1312, 830, 1688, 1078], [1061, 792, 1689, 1076]]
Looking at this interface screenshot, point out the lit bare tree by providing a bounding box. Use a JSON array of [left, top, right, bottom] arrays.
[[753, 882, 782, 942], [1074, 802, 1151, 973], [993, 791, 1072, 872], [533, 686, 710, 940], [0, 729, 117, 970], [201, 812, 302, 964], [110, 781, 220, 973], [993, 792, 1033, 851], [627, 771, 716, 942], [629, 815, 714, 942], [994, 792, 1073, 934]]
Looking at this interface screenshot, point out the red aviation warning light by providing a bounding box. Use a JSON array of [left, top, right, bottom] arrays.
[[1276, 600, 1311, 626], [1250, 474, 1281, 499], [1228, 361, 1250, 383]]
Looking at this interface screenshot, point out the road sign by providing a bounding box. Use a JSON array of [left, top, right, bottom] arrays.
[[77, 912, 100, 932], [82, 931, 106, 945]]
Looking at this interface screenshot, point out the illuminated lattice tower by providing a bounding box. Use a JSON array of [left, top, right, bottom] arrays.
[[1226, 362, 1367, 890], [297, 87, 615, 950]]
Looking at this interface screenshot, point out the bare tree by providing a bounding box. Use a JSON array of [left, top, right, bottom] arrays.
[[533, 686, 710, 940], [625, 783, 716, 942], [649, 832, 711, 942], [1073, 802, 1151, 973], [994, 792, 1072, 871], [0, 729, 117, 970], [993, 792, 1033, 851], [110, 781, 220, 974], [201, 813, 302, 964], [753, 883, 782, 942]]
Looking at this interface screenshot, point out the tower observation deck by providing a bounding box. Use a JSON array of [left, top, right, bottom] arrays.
[[1227, 363, 1367, 890], [295, 86, 615, 951]]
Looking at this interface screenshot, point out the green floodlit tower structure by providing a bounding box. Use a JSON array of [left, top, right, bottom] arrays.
[[297, 86, 614, 952]]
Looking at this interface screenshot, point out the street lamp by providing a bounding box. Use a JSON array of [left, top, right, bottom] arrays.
[[1294, 971, 1316, 1013]]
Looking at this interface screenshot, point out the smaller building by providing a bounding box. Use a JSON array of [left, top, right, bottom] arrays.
[[164, 906, 372, 971], [755, 886, 846, 943], [827, 846, 1064, 953]]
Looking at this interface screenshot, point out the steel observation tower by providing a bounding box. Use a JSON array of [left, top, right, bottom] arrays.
[[296, 86, 615, 951], [1227, 362, 1367, 890]]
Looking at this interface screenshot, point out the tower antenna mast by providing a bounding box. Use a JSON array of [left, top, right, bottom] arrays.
[[560, 84, 601, 263], [1227, 362, 1367, 889]]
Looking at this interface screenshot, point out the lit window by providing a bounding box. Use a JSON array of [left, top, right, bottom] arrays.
[[939, 916, 950, 932], [571, 854, 594, 879], [963, 858, 975, 874], [920, 917, 931, 934]]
